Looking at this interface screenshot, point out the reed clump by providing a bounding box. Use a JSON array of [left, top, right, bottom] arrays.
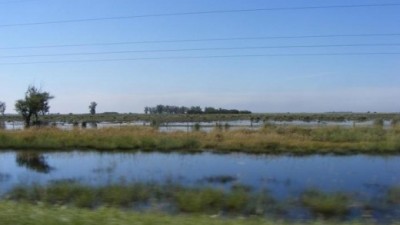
[[6, 182, 273, 216], [0, 126, 400, 154], [386, 186, 400, 205], [7, 182, 400, 221], [301, 189, 350, 218]]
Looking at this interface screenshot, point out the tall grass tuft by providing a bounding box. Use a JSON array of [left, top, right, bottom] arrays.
[[301, 189, 350, 218], [175, 188, 224, 213]]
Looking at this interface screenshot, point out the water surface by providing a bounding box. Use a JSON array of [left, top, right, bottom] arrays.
[[1, 151, 399, 200]]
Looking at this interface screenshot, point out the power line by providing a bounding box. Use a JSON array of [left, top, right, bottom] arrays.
[[0, 52, 399, 65], [0, 0, 39, 4], [1, 33, 400, 50], [1, 43, 400, 59], [0, 3, 399, 27]]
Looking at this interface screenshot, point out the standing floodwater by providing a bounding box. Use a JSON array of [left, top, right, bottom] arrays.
[[1, 151, 400, 221], [0, 151, 399, 199]]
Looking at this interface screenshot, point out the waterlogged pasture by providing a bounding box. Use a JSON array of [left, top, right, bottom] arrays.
[[0, 119, 394, 132], [1, 151, 400, 221]]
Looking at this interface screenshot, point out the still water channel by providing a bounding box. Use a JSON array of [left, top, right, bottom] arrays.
[[1, 151, 399, 221], [0, 151, 399, 197]]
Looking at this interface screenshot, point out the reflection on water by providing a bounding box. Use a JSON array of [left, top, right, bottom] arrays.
[[16, 152, 52, 174], [0, 173, 10, 182]]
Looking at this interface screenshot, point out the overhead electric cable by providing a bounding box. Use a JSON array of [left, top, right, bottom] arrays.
[[0, 3, 399, 27], [1, 33, 400, 50], [0, 0, 38, 4], [0, 52, 399, 65], [1, 43, 399, 59]]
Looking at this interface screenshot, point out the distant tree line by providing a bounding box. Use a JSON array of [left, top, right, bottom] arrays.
[[144, 105, 251, 115]]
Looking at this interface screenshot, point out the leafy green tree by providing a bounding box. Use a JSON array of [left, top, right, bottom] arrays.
[[15, 86, 54, 127], [89, 101, 97, 115]]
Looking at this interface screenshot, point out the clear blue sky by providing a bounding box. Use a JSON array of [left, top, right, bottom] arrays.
[[0, 0, 399, 114]]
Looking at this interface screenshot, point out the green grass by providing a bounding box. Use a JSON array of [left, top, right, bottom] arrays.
[[0, 201, 398, 225], [175, 188, 225, 213], [301, 189, 350, 218], [386, 186, 400, 205], [7, 182, 168, 209], [6, 182, 400, 221], [6, 182, 274, 215], [1, 125, 400, 154]]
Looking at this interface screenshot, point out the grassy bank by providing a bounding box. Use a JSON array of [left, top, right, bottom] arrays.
[[2, 201, 397, 225], [1, 125, 400, 154]]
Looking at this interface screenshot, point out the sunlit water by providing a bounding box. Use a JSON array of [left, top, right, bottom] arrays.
[[1, 151, 399, 198], [1, 151, 400, 221]]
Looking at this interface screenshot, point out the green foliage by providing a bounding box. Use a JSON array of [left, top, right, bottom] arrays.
[[15, 86, 54, 127], [144, 104, 251, 115], [89, 102, 97, 115]]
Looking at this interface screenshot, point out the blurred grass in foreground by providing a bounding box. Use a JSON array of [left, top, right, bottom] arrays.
[[0, 201, 397, 225]]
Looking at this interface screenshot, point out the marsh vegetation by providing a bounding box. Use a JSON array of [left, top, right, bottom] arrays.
[[3, 181, 400, 221], [2, 89, 400, 224], [0, 125, 400, 154]]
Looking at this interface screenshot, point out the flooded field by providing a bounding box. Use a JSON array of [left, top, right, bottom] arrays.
[[0, 119, 394, 132], [2, 151, 399, 192], [1, 151, 399, 221]]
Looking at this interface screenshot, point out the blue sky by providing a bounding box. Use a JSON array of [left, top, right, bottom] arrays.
[[0, 0, 399, 113]]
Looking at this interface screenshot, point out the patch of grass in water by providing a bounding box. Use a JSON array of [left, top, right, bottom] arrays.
[[386, 186, 400, 205], [5, 182, 277, 216], [301, 189, 350, 218], [175, 188, 224, 213], [223, 188, 250, 213]]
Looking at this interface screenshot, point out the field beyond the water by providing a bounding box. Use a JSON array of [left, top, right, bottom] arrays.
[[0, 125, 399, 154]]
